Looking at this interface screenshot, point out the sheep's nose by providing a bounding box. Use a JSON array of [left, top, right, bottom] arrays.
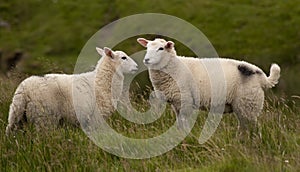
[[144, 58, 150, 64]]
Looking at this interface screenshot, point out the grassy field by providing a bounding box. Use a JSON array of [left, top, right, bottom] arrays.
[[1, 0, 300, 171], [0, 75, 299, 171]]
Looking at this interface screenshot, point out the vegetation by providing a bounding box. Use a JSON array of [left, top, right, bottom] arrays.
[[0, 0, 299, 171]]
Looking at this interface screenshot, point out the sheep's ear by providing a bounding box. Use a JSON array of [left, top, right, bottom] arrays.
[[96, 47, 104, 56], [165, 41, 174, 49], [137, 38, 149, 47], [104, 47, 115, 59]]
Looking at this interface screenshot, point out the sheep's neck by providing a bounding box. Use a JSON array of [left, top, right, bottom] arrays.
[[149, 57, 180, 82], [149, 57, 179, 93], [95, 60, 124, 114]]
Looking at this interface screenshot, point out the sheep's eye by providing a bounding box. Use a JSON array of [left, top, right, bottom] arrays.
[[158, 47, 164, 51], [121, 56, 127, 60]]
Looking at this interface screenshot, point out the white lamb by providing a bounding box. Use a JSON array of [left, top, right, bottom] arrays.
[[137, 38, 280, 130], [6, 47, 138, 135]]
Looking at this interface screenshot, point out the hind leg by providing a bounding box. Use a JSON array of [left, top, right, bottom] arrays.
[[232, 86, 264, 134], [32, 116, 59, 132], [6, 95, 27, 135], [26, 102, 60, 132]]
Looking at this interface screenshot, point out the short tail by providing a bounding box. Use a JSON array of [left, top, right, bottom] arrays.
[[264, 63, 281, 88], [6, 85, 27, 135]]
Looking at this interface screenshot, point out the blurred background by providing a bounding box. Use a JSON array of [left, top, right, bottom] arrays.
[[0, 0, 299, 97], [0, 2, 299, 171]]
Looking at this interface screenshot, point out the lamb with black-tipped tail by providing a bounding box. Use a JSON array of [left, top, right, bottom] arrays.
[[138, 38, 280, 131]]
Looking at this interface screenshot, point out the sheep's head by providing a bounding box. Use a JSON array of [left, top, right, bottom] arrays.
[[137, 38, 176, 69], [96, 47, 138, 74]]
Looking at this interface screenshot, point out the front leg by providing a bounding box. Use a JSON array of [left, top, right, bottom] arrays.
[[171, 104, 181, 127], [172, 102, 193, 133]]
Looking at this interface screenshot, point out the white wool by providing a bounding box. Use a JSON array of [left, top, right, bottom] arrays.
[[6, 47, 138, 135], [138, 38, 280, 129]]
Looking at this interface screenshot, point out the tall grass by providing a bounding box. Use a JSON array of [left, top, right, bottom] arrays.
[[0, 0, 299, 170], [0, 75, 299, 171]]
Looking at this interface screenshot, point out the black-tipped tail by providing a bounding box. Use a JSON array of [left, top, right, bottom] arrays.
[[238, 64, 256, 76]]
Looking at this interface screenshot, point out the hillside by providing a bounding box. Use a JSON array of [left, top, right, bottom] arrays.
[[0, 0, 299, 95], [0, 1, 299, 171]]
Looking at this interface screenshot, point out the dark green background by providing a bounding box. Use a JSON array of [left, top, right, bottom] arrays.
[[0, 0, 299, 96]]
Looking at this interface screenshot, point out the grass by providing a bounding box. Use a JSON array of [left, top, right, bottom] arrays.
[[0, 0, 299, 95], [0, 0, 300, 171], [0, 75, 299, 171]]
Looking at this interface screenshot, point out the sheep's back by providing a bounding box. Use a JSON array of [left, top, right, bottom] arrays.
[[21, 74, 75, 121], [178, 58, 262, 104]]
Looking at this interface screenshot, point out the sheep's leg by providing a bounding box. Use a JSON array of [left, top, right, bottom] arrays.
[[170, 104, 178, 118], [171, 104, 184, 128], [32, 115, 60, 132], [26, 101, 60, 132], [172, 103, 193, 132], [6, 92, 27, 135], [235, 112, 258, 131], [232, 87, 264, 137]]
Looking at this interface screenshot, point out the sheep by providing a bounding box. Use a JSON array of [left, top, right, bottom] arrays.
[[137, 38, 280, 131], [5, 47, 138, 135]]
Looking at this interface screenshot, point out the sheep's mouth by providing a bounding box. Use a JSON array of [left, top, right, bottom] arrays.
[[131, 69, 138, 73]]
